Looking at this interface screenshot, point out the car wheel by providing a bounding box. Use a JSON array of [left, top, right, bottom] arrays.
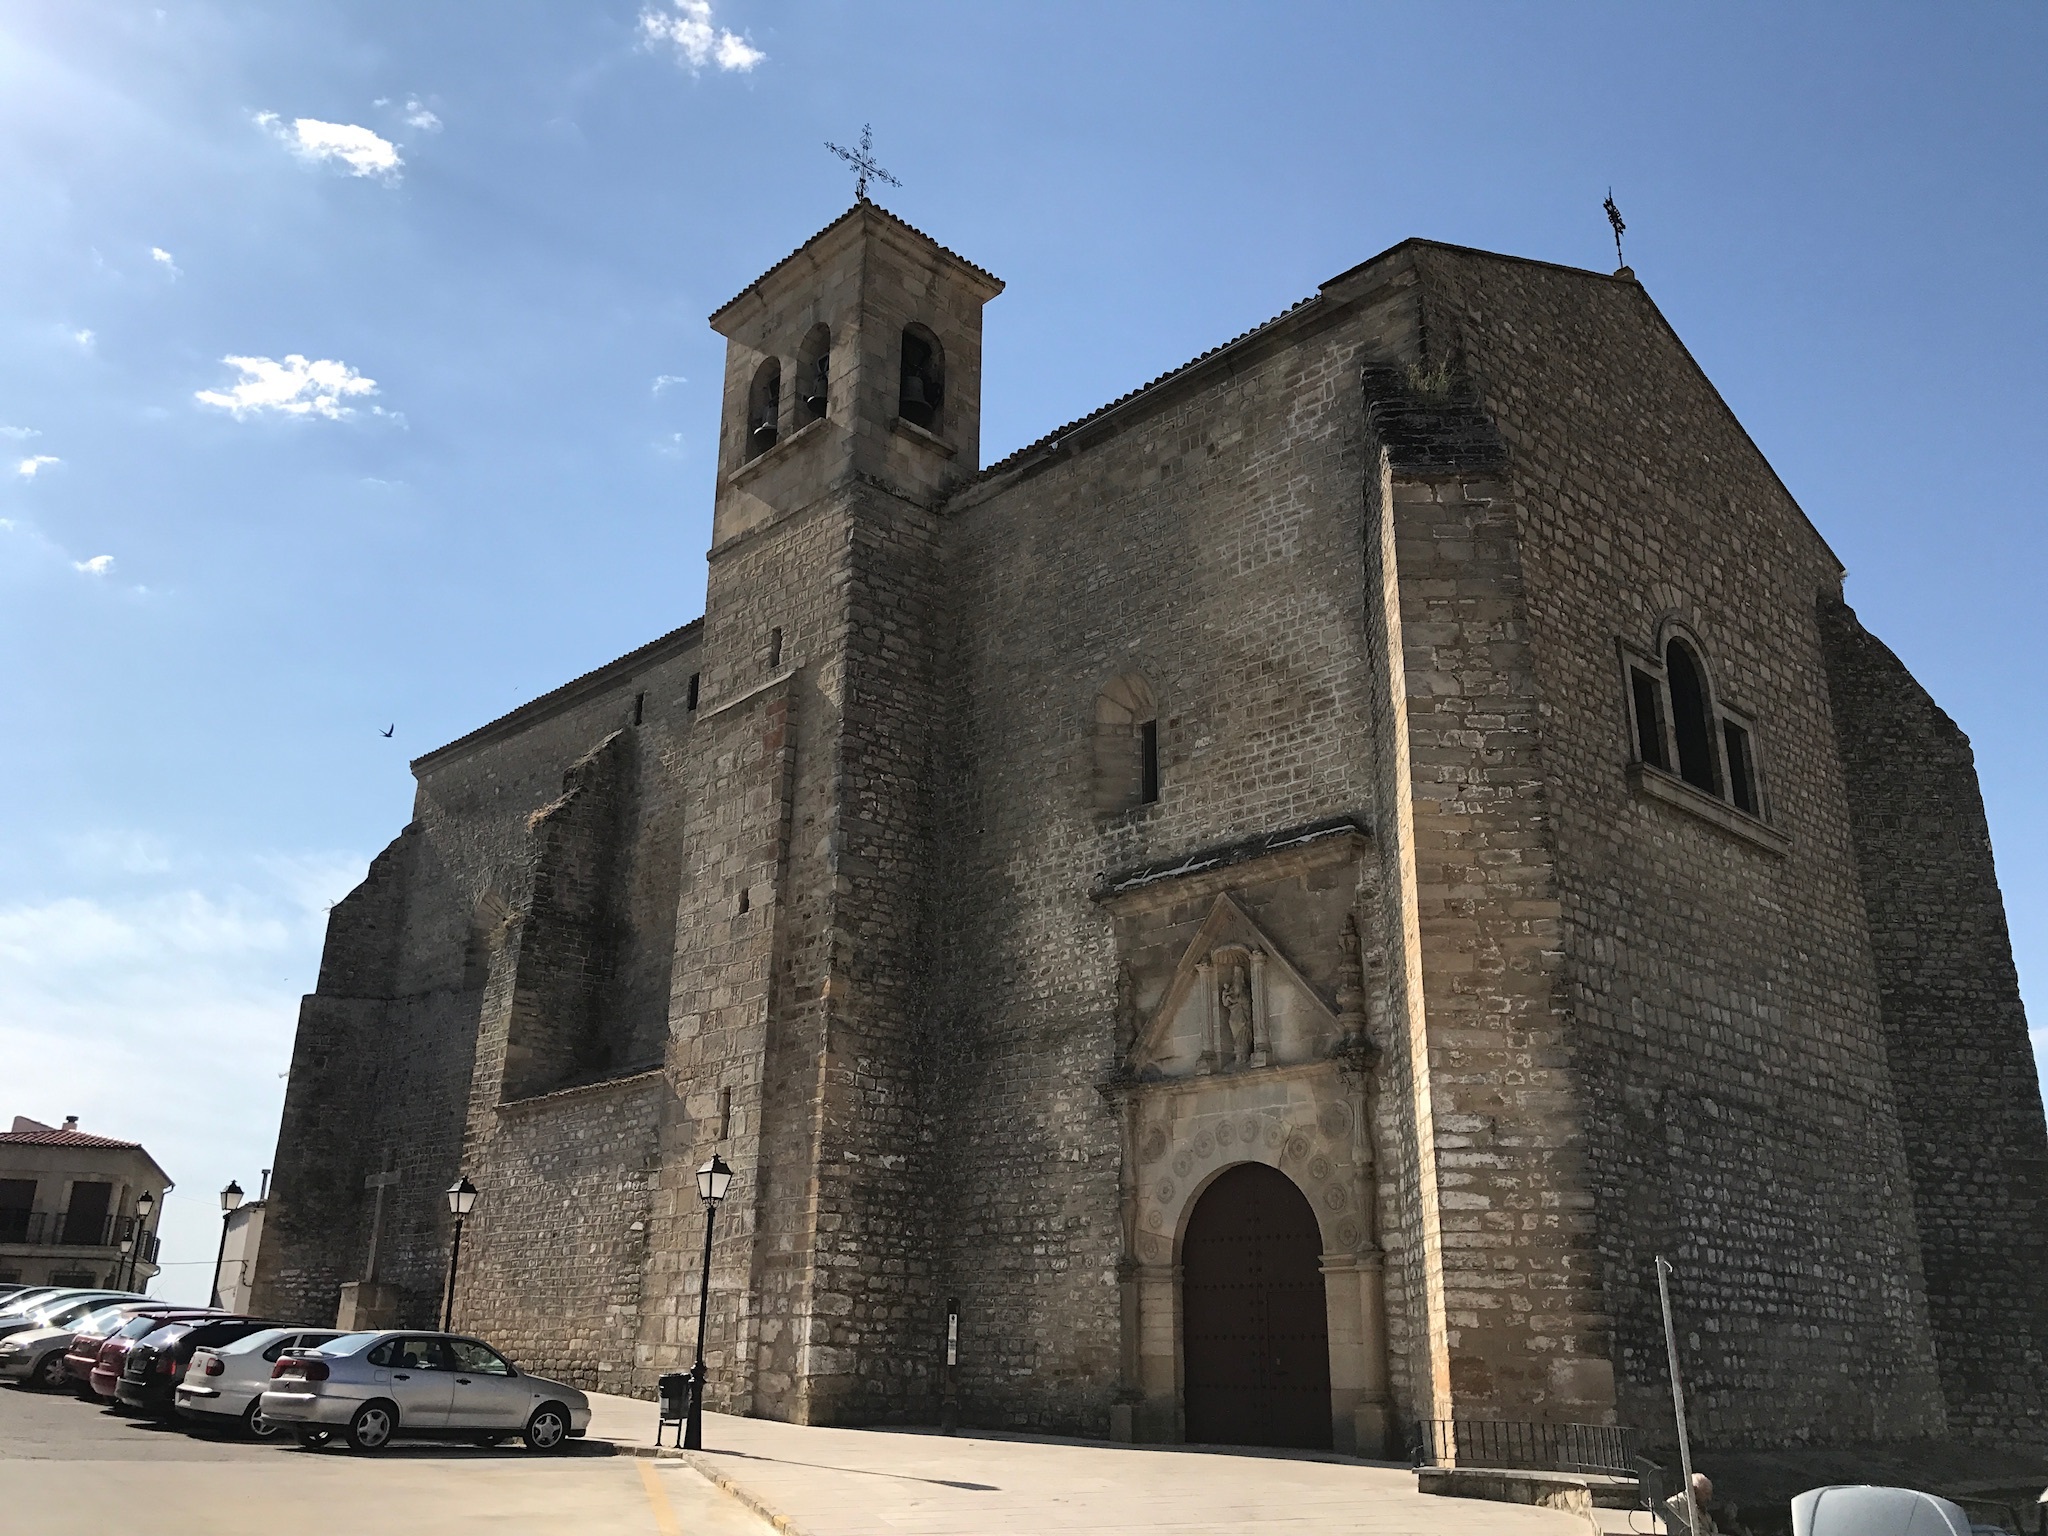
[[345, 1401, 397, 1453], [243, 1398, 283, 1439], [294, 1427, 333, 1450], [523, 1403, 570, 1453], [31, 1353, 65, 1390]]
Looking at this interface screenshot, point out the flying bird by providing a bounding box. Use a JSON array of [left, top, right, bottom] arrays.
[[380, 724, 395, 738]]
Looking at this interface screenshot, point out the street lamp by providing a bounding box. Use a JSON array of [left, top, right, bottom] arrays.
[[441, 1177, 478, 1331], [684, 1154, 735, 1451], [118, 1237, 133, 1290], [209, 1181, 243, 1308], [131, 1191, 155, 1292]]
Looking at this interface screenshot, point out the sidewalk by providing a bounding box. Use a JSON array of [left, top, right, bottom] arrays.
[[584, 1390, 1587, 1536]]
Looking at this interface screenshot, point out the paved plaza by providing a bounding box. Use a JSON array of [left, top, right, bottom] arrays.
[[3, 1379, 1594, 1536]]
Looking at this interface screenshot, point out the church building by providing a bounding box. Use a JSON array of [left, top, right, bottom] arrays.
[[252, 202, 2048, 1458]]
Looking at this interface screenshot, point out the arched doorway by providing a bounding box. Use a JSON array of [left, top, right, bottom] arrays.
[[1180, 1161, 1332, 1448]]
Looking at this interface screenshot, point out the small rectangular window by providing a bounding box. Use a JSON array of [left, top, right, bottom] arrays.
[[633, 691, 645, 726], [718, 1087, 733, 1141], [687, 673, 700, 711], [1630, 670, 1668, 770], [1139, 720, 1160, 804], [1723, 720, 1759, 815], [768, 627, 784, 669], [737, 887, 750, 915]]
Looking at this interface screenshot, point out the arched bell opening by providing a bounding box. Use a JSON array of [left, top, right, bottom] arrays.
[[744, 357, 781, 461], [898, 323, 945, 434], [795, 324, 830, 427], [1178, 1161, 1333, 1449]]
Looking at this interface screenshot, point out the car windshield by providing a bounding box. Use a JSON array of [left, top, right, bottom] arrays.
[[46, 1297, 112, 1327], [76, 1305, 133, 1335], [117, 1314, 170, 1339], [0, 1291, 64, 1319], [313, 1332, 382, 1356]]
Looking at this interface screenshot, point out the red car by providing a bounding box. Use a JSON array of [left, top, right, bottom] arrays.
[[78, 1309, 219, 1402]]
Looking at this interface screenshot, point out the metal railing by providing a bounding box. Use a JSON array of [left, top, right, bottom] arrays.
[[1413, 1419, 1641, 1478], [0, 1211, 150, 1251]]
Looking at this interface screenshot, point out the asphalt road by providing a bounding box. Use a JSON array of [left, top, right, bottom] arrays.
[[0, 1380, 769, 1536]]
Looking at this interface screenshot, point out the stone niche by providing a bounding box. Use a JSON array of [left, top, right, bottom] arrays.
[[1096, 817, 1392, 1457]]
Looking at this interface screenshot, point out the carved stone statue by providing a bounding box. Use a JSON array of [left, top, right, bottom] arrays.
[[1222, 962, 1254, 1067]]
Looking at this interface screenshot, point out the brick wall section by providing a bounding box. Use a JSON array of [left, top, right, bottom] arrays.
[[1414, 245, 1949, 1445], [1820, 594, 2048, 1440]]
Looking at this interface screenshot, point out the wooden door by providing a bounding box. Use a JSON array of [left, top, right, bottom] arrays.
[[1180, 1161, 1332, 1448]]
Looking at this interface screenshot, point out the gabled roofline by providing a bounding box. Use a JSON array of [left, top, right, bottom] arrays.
[[959, 234, 1844, 575], [709, 200, 1004, 330], [411, 619, 704, 774]]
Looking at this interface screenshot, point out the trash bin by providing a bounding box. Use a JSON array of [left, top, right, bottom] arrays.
[[656, 1371, 692, 1445]]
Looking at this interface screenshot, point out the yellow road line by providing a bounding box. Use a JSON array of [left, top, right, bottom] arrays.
[[637, 1458, 682, 1536]]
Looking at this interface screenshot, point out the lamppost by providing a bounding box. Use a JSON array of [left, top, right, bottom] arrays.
[[684, 1154, 735, 1451], [208, 1181, 243, 1308], [129, 1190, 155, 1291], [441, 1177, 478, 1331]]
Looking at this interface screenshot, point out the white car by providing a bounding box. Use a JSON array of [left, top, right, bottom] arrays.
[[173, 1327, 343, 1437], [0, 1300, 146, 1389], [259, 1331, 591, 1453]]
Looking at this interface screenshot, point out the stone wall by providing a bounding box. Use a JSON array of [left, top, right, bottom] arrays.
[[933, 285, 1400, 1435], [1820, 594, 2048, 1441], [1416, 245, 1949, 1446]]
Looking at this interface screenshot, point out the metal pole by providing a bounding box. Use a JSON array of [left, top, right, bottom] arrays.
[[208, 1213, 231, 1308], [1655, 1256, 1701, 1535], [442, 1215, 465, 1331], [685, 1200, 718, 1450]]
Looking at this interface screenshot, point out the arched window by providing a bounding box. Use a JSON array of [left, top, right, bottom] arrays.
[[744, 357, 780, 461], [795, 324, 830, 428], [1094, 673, 1160, 812], [1626, 628, 1764, 819], [898, 324, 944, 433], [1663, 638, 1719, 794]]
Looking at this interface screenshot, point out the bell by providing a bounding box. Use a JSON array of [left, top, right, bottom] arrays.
[[751, 417, 776, 439], [900, 376, 927, 407]]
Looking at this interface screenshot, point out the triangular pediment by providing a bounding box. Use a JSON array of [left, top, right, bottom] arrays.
[[1130, 895, 1339, 1080]]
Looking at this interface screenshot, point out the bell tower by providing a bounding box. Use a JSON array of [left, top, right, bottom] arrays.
[[706, 201, 1004, 547], [644, 205, 1002, 1427]]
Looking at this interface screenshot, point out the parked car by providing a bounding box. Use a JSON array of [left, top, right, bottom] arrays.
[[63, 1305, 190, 1395], [86, 1309, 221, 1402], [0, 1290, 138, 1342], [116, 1317, 274, 1417], [174, 1328, 342, 1437], [262, 1332, 590, 1453], [0, 1299, 151, 1390]]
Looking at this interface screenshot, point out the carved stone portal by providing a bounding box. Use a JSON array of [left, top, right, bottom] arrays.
[[1130, 897, 1337, 1081]]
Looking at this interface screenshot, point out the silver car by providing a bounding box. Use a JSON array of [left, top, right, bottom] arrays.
[[259, 1331, 591, 1453], [174, 1327, 343, 1437], [0, 1300, 146, 1389]]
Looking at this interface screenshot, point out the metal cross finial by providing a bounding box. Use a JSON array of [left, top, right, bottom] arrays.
[[1603, 189, 1627, 269], [826, 124, 900, 202]]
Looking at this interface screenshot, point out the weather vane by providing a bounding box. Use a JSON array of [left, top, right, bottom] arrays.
[[826, 124, 900, 202], [1603, 188, 1627, 269]]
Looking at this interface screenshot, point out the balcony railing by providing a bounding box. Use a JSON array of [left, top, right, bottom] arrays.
[[1412, 1419, 1641, 1479], [0, 1210, 155, 1253]]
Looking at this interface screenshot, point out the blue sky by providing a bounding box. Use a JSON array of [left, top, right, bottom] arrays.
[[3, 2, 2044, 1304]]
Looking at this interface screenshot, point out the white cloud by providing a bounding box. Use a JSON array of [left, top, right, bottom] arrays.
[[73, 554, 114, 576], [73, 328, 95, 350], [195, 354, 378, 420], [17, 455, 60, 478], [404, 98, 441, 131], [64, 830, 173, 876], [1, 425, 40, 441], [652, 374, 687, 393], [0, 854, 365, 1302], [639, 0, 765, 72], [150, 246, 180, 276], [255, 111, 402, 178]]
